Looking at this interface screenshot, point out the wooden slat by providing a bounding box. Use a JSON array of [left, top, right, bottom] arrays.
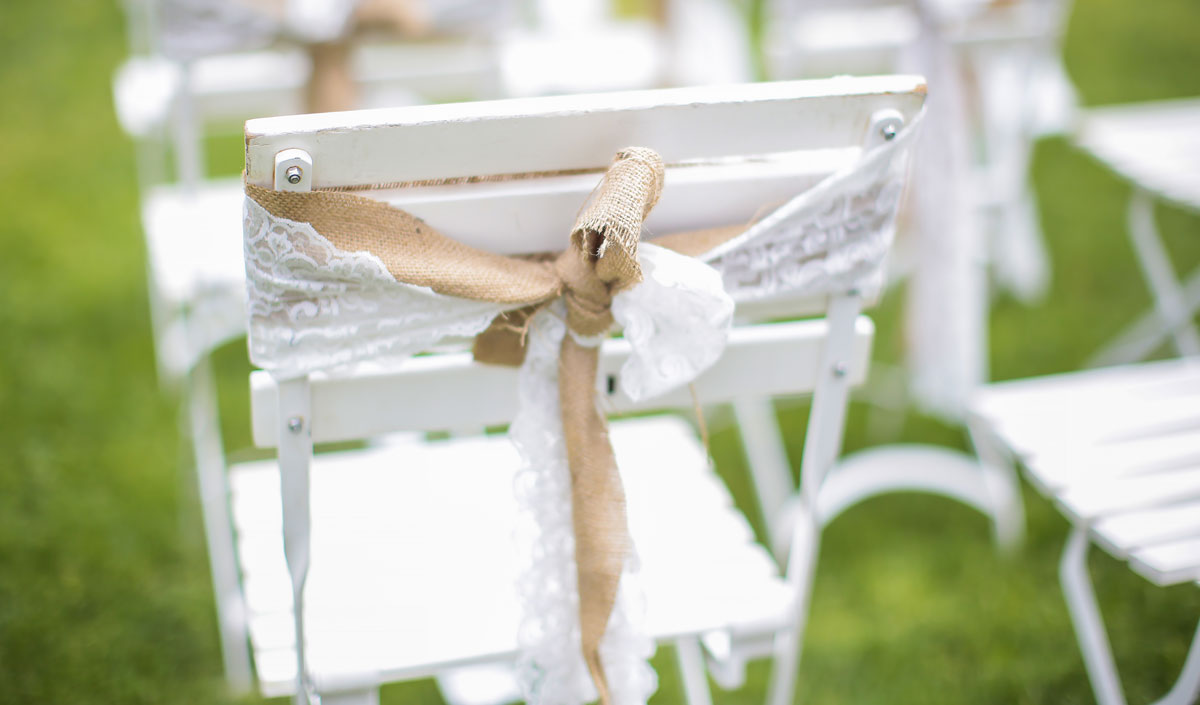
[[380, 150, 854, 254], [1027, 429, 1200, 492], [113, 41, 500, 137], [972, 359, 1200, 455], [1092, 498, 1200, 558], [244, 76, 927, 189], [251, 317, 875, 447], [1130, 536, 1200, 587], [1056, 466, 1200, 522]]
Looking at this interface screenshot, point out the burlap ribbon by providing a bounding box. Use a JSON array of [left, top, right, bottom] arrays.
[[247, 148, 746, 704]]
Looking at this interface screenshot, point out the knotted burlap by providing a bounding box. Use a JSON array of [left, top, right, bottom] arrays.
[[247, 148, 746, 704]]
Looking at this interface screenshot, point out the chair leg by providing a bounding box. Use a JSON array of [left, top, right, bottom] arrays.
[[1087, 266, 1200, 368], [1127, 188, 1200, 358], [732, 396, 795, 557], [675, 636, 715, 705], [966, 420, 1026, 551], [1060, 527, 1127, 705], [277, 377, 315, 705], [186, 359, 254, 693], [766, 503, 819, 705], [1151, 619, 1200, 705]]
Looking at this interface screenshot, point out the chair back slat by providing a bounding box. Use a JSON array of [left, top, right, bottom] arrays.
[[250, 318, 875, 447], [244, 76, 926, 190], [382, 152, 852, 254]]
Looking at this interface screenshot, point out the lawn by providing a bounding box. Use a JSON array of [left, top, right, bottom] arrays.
[[1, 1, 1199, 703]]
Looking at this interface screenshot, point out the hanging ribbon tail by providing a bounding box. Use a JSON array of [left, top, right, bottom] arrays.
[[554, 147, 664, 705], [558, 336, 629, 705]]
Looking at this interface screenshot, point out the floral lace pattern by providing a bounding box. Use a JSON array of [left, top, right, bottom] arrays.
[[510, 304, 658, 705], [244, 197, 509, 379], [612, 244, 735, 402], [703, 112, 919, 305]]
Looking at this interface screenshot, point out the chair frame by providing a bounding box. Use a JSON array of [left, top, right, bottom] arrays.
[[242, 77, 925, 705], [1080, 100, 1200, 367]]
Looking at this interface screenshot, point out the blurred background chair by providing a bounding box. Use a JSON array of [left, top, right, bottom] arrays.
[[110, 0, 752, 694], [237, 76, 924, 704], [112, 0, 515, 692], [968, 97, 1200, 705], [970, 359, 1200, 705], [764, 0, 1077, 416], [1077, 99, 1200, 368], [732, 0, 1040, 582]]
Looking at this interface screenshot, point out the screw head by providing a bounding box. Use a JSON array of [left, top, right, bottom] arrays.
[[832, 361, 849, 378], [287, 416, 304, 433], [881, 123, 898, 141], [285, 165, 303, 184]]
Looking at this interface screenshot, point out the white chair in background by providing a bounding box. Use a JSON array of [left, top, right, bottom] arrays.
[[237, 77, 927, 704], [764, 0, 1077, 417], [115, 1, 519, 691], [969, 95, 1200, 705], [728, 0, 1037, 572], [114, 3, 752, 691], [969, 359, 1200, 705], [503, 0, 752, 97], [1077, 98, 1200, 368]]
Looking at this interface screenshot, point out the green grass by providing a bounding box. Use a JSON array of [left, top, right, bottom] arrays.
[[1, 0, 1200, 703]]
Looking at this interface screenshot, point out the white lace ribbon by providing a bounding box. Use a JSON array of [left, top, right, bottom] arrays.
[[513, 246, 733, 705]]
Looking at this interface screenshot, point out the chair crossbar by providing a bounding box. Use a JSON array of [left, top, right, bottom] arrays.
[[251, 317, 875, 447]]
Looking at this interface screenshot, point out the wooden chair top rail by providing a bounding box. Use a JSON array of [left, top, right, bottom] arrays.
[[244, 75, 926, 189]]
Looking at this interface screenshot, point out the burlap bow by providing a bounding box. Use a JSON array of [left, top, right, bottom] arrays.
[[247, 148, 745, 704]]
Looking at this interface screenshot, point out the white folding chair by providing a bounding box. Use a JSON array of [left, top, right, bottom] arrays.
[[970, 358, 1200, 705], [237, 77, 926, 704], [764, 0, 1077, 416], [503, 0, 752, 98], [968, 95, 1200, 705], [1077, 98, 1200, 368]]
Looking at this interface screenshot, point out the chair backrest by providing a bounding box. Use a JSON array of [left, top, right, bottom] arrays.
[[242, 76, 926, 443], [241, 76, 925, 704]]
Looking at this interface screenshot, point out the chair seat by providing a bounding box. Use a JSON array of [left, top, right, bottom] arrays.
[[1075, 98, 1200, 211], [972, 358, 1200, 586], [142, 179, 246, 375], [229, 415, 793, 697]]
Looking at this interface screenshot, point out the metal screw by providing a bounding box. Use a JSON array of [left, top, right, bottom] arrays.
[[881, 123, 898, 141], [287, 416, 304, 433], [286, 165, 303, 184], [832, 361, 849, 378]]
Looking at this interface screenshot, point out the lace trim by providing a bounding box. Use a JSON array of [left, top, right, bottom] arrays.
[[511, 305, 657, 705], [704, 112, 919, 303], [244, 198, 509, 379]]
